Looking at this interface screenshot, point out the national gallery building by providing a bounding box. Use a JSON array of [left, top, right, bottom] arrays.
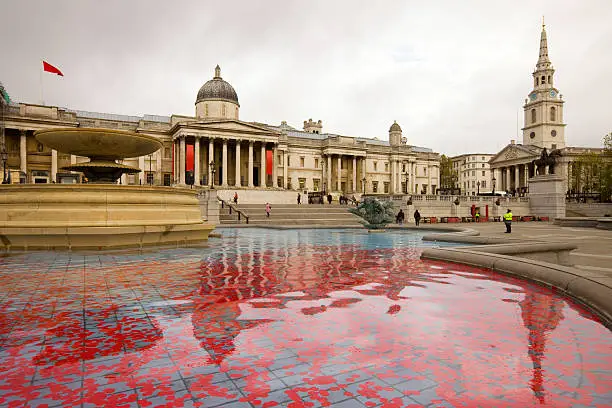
[[1, 66, 440, 195]]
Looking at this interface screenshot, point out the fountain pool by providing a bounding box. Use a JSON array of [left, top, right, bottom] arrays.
[[0, 228, 610, 407]]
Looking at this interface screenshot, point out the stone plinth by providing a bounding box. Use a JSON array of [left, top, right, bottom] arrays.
[[0, 185, 214, 250], [528, 174, 566, 219]]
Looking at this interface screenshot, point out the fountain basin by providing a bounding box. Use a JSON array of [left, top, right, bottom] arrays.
[[0, 185, 214, 250], [35, 128, 162, 160]]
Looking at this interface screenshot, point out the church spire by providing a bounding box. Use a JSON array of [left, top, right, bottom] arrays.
[[536, 20, 551, 70]]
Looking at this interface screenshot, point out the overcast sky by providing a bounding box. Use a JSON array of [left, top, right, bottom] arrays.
[[2, 0, 611, 156]]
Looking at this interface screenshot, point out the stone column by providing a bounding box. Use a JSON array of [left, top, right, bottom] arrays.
[[235, 141, 241, 187], [411, 162, 416, 193], [260, 143, 266, 187], [51, 149, 57, 183], [222, 139, 228, 187], [327, 155, 332, 193], [194, 137, 200, 186], [138, 156, 146, 185], [179, 137, 186, 185], [248, 141, 254, 187], [505, 167, 511, 192], [272, 145, 278, 187], [208, 138, 215, 187], [362, 157, 367, 193], [524, 165, 529, 188], [156, 148, 162, 185], [390, 160, 395, 194], [19, 131, 27, 177], [282, 150, 288, 189], [173, 140, 178, 183], [352, 156, 357, 193], [515, 166, 520, 190], [337, 155, 342, 192]]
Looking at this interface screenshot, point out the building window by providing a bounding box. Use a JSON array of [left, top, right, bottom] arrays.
[[530, 131, 536, 139], [287, 156, 291, 167], [164, 147, 171, 158], [551, 130, 557, 137], [383, 182, 389, 193], [402, 164, 406, 172], [287, 177, 292, 189], [313, 178, 320, 191], [373, 162, 378, 172], [314, 158, 319, 168], [277, 176, 283, 187], [550, 107, 556, 121], [547, 75, 551, 84], [472, 156, 476, 161], [482, 171, 485, 176], [423, 167, 427, 175], [482, 164, 485, 168], [385, 163, 389, 172], [163, 173, 171, 186], [472, 181, 475, 188], [299, 178, 306, 189], [300, 157, 305, 167], [541, 75, 545, 84], [482, 181, 486, 188], [472, 171, 475, 176], [551, 144, 557, 150], [422, 185, 428, 194], [531, 109, 536, 123], [481, 157, 485, 161], [372, 181, 378, 193]]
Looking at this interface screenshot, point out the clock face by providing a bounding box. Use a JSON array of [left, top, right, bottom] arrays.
[[529, 92, 537, 101], [549, 90, 557, 98]]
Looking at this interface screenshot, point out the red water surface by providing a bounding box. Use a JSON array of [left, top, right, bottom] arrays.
[[0, 242, 610, 407]]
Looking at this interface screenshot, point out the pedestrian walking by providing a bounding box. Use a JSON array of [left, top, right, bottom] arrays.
[[396, 209, 405, 225], [265, 203, 272, 218], [327, 194, 332, 204], [414, 209, 421, 227], [233, 192, 238, 205], [297, 193, 301, 205], [503, 209, 513, 233]]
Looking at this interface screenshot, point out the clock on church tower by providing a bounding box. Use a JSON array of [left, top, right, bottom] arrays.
[[522, 23, 566, 150]]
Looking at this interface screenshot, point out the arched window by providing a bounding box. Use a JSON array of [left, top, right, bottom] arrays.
[[550, 107, 556, 121], [547, 75, 551, 84], [535, 77, 539, 86], [541, 75, 546, 84], [531, 109, 536, 124]]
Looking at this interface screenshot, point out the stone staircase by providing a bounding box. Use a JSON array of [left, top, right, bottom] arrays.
[[220, 203, 365, 227]]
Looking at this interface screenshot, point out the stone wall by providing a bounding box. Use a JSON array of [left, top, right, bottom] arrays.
[[566, 203, 612, 217]]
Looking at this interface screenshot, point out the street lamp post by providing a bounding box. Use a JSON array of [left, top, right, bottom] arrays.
[[492, 177, 496, 195], [404, 171, 409, 194], [477, 180, 480, 195], [209, 161, 216, 189]]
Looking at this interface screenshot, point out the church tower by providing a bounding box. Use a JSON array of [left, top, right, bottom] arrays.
[[522, 21, 566, 150]]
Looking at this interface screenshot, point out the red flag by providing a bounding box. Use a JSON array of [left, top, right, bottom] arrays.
[[42, 61, 63, 76]]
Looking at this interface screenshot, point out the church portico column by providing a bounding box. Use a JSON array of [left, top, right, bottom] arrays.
[[194, 137, 200, 186], [337, 155, 342, 192], [179, 136, 186, 185], [362, 158, 367, 193], [352, 156, 357, 193], [222, 139, 228, 187], [235, 140, 241, 187], [260, 143, 266, 188], [248, 141, 254, 187], [515, 166, 520, 190]]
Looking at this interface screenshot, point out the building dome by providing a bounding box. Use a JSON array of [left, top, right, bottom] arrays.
[[196, 65, 239, 106], [389, 121, 402, 132]]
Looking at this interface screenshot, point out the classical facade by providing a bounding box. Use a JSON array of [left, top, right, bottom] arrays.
[[450, 154, 495, 195], [489, 23, 606, 195], [1, 66, 439, 195]]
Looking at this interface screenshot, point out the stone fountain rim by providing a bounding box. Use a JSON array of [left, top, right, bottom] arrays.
[[34, 127, 163, 158]]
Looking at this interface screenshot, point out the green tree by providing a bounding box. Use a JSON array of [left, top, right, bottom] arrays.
[[439, 154, 458, 191]]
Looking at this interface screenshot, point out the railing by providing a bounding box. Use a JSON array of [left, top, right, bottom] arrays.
[[218, 198, 249, 224], [361, 194, 529, 204]]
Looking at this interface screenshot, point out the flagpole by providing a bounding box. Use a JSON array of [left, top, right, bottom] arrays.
[[40, 60, 44, 105]]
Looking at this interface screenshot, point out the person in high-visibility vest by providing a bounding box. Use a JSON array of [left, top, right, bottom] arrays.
[[503, 209, 513, 233]]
